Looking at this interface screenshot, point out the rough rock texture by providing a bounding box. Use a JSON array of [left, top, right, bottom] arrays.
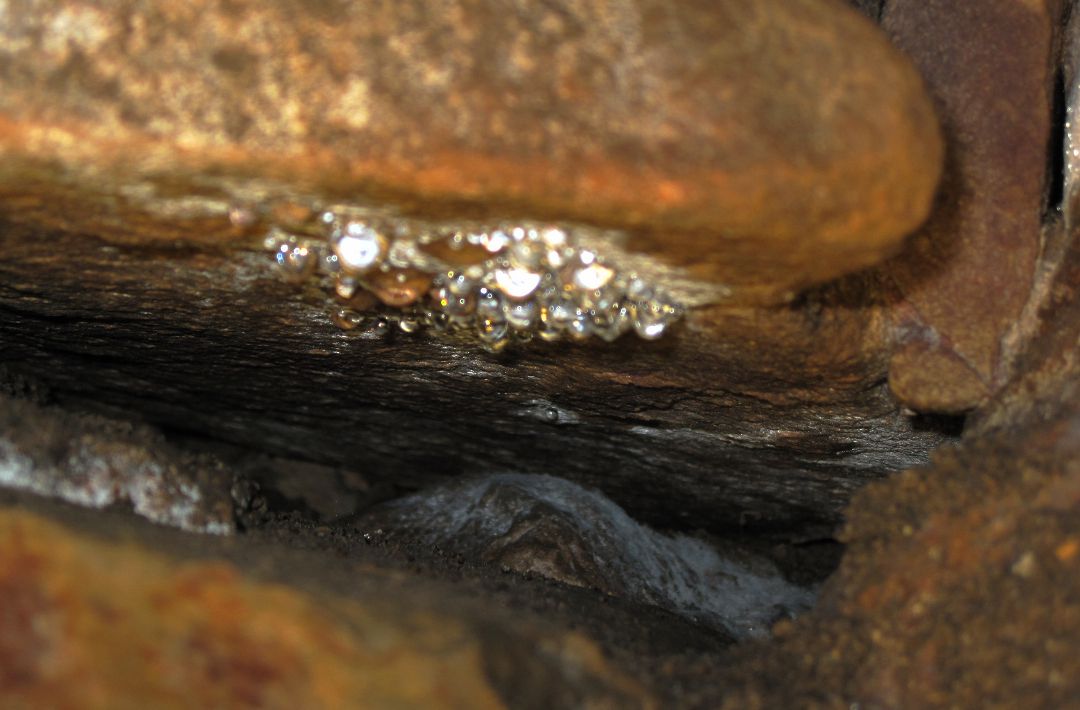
[[0, 200, 951, 540], [0, 0, 941, 302], [358, 473, 815, 639], [0, 502, 655, 709], [881, 0, 1063, 414], [711, 219, 1080, 709], [0, 394, 238, 533], [0, 0, 956, 538]]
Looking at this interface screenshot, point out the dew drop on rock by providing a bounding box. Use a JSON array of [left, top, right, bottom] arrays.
[[476, 287, 503, 320], [333, 222, 387, 274], [276, 244, 314, 280], [495, 266, 542, 300], [335, 276, 359, 300], [505, 300, 539, 330], [478, 318, 510, 352], [331, 308, 365, 331], [634, 302, 678, 340]]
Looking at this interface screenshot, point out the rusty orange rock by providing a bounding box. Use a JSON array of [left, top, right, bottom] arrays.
[[0, 0, 941, 303], [0, 509, 650, 709]]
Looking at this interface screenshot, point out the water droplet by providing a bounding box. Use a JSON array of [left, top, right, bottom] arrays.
[[276, 244, 314, 280], [478, 318, 510, 351], [509, 240, 544, 270], [544, 297, 578, 326], [538, 322, 562, 342], [495, 266, 542, 300], [447, 272, 474, 296], [504, 300, 539, 330], [333, 222, 387, 273], [540, 227, 568, 248], [567, 313, 590, 341], [476, 288, 503, 320], [633, 302, 679, 340], [367, 269, 429, 307], [331, 308, 365, 331], [335, 276, 359, 300], [483, 230, 512, 253], [427, 311, 450, 332], [399, 318, 421, 334], [590, 304, 631, 342], [572, 262, 616, 292], [371, 317, 390, 337], [626, 276, 654, 301], [435, 286, 476, 321]]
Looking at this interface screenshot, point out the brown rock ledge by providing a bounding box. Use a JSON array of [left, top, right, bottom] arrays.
[[0, 0, 942, 302]]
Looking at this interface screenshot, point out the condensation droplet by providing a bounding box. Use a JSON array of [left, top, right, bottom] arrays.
[[505, 300, 539, 330], [331, 308, 365, 331], [266, 208, 685, 349], [333, 222, 386, 273], [276, 244, 314, 280], [335, 276, 359, 300], [495, 267, 542, 300]]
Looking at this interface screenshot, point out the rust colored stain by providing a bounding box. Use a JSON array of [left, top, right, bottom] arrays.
[[0, 510, 570, 709], [0, 0, 942, 303]]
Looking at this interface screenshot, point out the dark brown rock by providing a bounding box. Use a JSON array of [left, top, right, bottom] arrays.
[[882, 0, 1063, 413], [0, 185, 951, 540], [711, 210, 1080, 710], [0, 0, 942, 302]]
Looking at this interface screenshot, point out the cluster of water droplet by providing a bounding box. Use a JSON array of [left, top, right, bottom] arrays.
[[266, 209, 683, 352]]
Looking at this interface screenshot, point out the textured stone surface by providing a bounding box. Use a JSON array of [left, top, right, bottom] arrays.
[[0, 0, 941, 302], [0, 394, 238, 534], [0, 193, 952, 540], [358, 473, 814, 639], [0, 504, 652, 709], [882, 0, 1062, 413], [711, 217, 1080, 710]]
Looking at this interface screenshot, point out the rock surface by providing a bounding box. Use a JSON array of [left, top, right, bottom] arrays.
[[711, 210, 1080, 709], [0, 0, 956, 537], [882, 0, 1063, 413], [359, 473, 815, 639], [0, 501, 654, 709], [0, 0, 941, 302], [0, 202, 951, 540], [0, 394, 238, 534]]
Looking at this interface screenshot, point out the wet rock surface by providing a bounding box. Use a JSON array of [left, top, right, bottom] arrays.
[[0, 0, 1077, 707], [0, 0, 941, 302], [0, 0, 953, 538], [0, 200, 952, 540]]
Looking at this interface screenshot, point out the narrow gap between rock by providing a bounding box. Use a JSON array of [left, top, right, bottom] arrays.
[[1047, 67, 1068, 216]]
